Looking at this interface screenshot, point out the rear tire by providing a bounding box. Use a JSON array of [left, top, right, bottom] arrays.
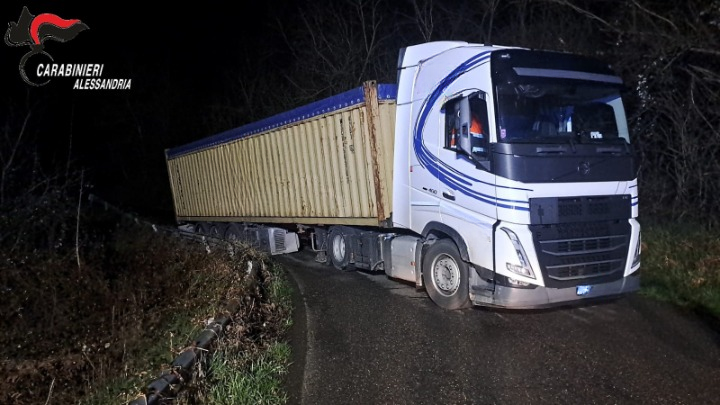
[[224, 224, 241, 242], [196, 222, 210, 235], [209, 223, 226, 239], [422, 239, 471, 310], [328, 227, 353, 271]]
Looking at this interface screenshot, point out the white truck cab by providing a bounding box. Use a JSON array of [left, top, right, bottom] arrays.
[[390, 42, 640, 309]]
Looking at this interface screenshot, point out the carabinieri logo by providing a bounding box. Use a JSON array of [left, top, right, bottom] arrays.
[[5, 6, 89, 86]]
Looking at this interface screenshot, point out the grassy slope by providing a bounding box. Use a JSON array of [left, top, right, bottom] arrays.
[[182, 261, 294, 404], [0, 202, 293, 404]]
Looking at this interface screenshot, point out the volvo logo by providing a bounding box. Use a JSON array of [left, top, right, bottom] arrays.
[[578, 161, 591, 175]]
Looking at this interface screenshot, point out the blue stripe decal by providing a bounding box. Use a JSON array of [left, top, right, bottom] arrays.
[[494, 195, 529, 204], [413, 51, 531, 211], [468, 177, 533, 192], [496, 184, 533, 192], [167, 84, 398, 158]]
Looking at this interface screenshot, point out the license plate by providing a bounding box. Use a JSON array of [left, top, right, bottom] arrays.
[[576, 285, 593, 296]]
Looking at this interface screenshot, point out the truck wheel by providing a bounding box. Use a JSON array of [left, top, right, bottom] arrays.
[[209, 223, 226, 239], [328, 227, 353, 271], [224, 224, 241, 243], [196, 222, 210, 235], [422, 239, 471, 310]]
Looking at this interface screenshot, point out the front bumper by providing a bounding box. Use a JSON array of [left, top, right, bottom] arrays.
[[470, 273, 640, 309]]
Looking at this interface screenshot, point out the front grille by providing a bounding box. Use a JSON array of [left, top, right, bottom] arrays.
[[547, 259, 622, 280], [559, 199, 583, 217], [530, 195, 631, 225], [530, 221, 630, 288], [540, 234, 627, 256]]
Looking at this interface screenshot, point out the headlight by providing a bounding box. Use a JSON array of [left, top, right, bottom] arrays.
[[500, 227, 536, 279]]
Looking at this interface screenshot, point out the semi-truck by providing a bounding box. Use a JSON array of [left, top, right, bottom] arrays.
[[165, 41, 641, 310]]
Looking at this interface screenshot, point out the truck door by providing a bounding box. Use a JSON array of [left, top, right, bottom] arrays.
[[438, 92, 496, 220], [410, 100, 442, 229]]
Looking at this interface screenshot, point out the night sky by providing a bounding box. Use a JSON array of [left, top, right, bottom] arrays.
[[1, 2, 298, 221]]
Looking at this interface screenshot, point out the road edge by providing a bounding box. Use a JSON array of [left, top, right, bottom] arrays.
[[277, 256, 309, 405]]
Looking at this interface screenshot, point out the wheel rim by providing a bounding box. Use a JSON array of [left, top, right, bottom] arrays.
[[431, 253, 460, 296], [332, 234, 346, 262]]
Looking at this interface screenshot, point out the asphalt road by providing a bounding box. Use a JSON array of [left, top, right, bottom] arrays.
[[276, 249, 720, 405]]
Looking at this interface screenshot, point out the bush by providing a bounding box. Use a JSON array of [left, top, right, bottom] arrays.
[[641, 223, 720, 317]]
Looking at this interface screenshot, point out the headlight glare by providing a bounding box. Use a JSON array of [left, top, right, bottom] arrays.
[[500, 227, 536, 280]]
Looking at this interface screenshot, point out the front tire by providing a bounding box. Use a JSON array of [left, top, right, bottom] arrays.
[[422, 239, 471, 310]]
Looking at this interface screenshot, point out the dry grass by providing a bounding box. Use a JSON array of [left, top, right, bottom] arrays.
[[0, 207, 268, 404], [176, 259, 294, 404]]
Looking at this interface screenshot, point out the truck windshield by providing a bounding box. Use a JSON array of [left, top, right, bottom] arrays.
[[495, 82, 630, 144]]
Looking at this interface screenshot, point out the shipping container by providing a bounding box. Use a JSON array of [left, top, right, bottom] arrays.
[[166, 82, 396, 227]]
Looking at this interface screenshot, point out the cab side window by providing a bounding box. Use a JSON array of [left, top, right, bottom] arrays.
[[443, 92, 489, 160]]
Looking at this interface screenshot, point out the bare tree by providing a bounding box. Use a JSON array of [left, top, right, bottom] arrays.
[[546, 0, 720, 227], [409, 0, 435, 42], [0, 101, 32, 205], [277, 0, 395, 98]]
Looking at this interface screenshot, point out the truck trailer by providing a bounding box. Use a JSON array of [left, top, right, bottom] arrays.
[[165, 41, 641, 310]]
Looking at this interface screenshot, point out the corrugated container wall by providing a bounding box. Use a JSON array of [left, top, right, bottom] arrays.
[[165, 81, 396, 227]]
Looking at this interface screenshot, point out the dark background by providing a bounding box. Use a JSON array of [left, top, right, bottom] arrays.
[[1, 1, 300, 221], [2, 0, 719, 226]]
